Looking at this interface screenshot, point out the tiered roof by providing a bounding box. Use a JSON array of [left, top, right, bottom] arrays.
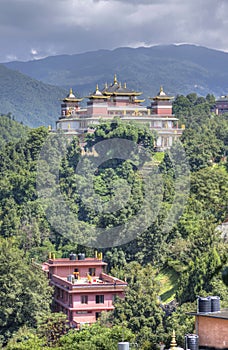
[[87, 84, 110, 100], [102, 74, 142, 96], [150, 86, 174, 101], [62, 88, 83, 102]]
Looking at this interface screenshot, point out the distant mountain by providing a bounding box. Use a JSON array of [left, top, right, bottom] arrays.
[[4, 45, 228, 99], [0, 64, 66, 127]]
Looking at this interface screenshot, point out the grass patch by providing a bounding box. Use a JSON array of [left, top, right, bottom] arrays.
[[155, 267, 179, 304], [153, 151, 165, 163]]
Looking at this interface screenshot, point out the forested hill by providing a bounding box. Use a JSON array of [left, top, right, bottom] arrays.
[[0, 96, 227, 349], [4, 44, 228, 97], [0, 64, 66, 127], [0, 114, 29, 148]]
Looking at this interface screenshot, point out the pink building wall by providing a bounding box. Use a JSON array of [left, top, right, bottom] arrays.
[[45, 257, 127, 328], [87, 105, 108, 115], [196, 316, 228, 349], [48, 260, 104, 278]]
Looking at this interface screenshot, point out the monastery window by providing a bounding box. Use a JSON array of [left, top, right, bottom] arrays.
[[96, 295, 104, 304], [56, 287, 60, 298], [69, 311, 73, 321], [112, 294, 117, 303], [81, 295, 88, 304], [96, 312, 101, 320], [89, 268, 96, 276], [162, 137, 169, 147]]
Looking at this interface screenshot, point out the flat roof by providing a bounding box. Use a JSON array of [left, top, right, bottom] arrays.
[[47, 258, 107, 267], [51, 272, 127, 289], [188, 309, 228, 320]]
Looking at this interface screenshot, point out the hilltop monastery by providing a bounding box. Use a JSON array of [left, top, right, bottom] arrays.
[[55, 75, 183, 150]]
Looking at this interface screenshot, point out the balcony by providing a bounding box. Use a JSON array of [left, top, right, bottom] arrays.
[[50, 273, 127, 293]]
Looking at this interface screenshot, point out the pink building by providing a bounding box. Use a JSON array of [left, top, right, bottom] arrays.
[[43, 253, 127, 328], [56, 75, 183, 150]]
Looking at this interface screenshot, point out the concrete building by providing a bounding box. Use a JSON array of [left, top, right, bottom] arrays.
[[188, 297, 228, 350], [43, 253, 127, 328], [192, 310, 228, 349], [56, 75, 183, 150], [214, 95, 228, 115]]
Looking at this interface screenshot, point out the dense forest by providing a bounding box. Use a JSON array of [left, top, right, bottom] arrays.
[[0, 64, 66, 127], [0, 94, 227, 349]]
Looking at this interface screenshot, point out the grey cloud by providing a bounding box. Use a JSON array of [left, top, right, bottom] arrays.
[[94, 0, 179, 3], [0, 0, 227, 62]]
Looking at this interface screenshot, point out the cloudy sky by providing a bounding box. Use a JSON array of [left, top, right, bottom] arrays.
[[0, 0, 227, 62]]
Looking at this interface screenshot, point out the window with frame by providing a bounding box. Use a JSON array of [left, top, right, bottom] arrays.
[[60, 289, 64, 299], [89, 268, 96, 276], [96, 295, 104, 304], [81, 295, 88, 304], [112, 294, 117, 303], [69, 311, 73, 321]]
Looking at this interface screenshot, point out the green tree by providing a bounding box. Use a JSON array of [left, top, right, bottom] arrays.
[[113, 263, 165, 348], [37, 312, 69, 347], [59, 323, 134, 350], [0, 238, 52, 344]]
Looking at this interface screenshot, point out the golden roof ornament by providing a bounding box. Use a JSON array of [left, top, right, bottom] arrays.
[[96, 84, 99, 92], [114, 74, 118, 84], [67, 88, 76, 98], [124, 82, 127, 88], [170, 330, 177, 350], [160, 86, 163, 93]]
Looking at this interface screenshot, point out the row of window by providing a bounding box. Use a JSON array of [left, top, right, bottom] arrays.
[[81, 295, 104, 304], [73, 268, 96, 276]]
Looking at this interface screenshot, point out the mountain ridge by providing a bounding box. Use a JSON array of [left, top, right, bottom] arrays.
[[4, 44, 228, 99], [1, 44, 228, 127]]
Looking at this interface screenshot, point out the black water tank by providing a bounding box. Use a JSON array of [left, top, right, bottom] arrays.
[[78, 253, 85, 260], [185, 334, 199, 350], [118, 343, 129, 350], [198, 296, 211, 313], [211, 296, 220, 312], [69, 253, 77, 260]]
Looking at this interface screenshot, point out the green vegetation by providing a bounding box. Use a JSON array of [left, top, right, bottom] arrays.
[[0, 114, 28, 148], [2, 45, 228, 128], [0, 95, 227, 349], [0, 238, 52, 346], [0, 64, 66, 127], [5, 45, 228, 98], [155, 268, 178, 303]]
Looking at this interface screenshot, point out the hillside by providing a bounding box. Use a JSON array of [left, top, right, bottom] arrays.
[[0, 114, 29, 148], [0, 64, 67, 127], [4, 44, 228, 99]]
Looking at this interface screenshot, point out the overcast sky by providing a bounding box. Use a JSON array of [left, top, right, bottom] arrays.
[[0, 0, 227, 62]]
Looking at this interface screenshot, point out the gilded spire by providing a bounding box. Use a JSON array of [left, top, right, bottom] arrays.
[[114, 74, 118, 84], [119, 82, 122, 88], [96, 84, 99, 92], [160, 86, 163, 93], [170, 330, 177, 349], [104, 82, 108, 89], [124, 82, 127, 88]]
